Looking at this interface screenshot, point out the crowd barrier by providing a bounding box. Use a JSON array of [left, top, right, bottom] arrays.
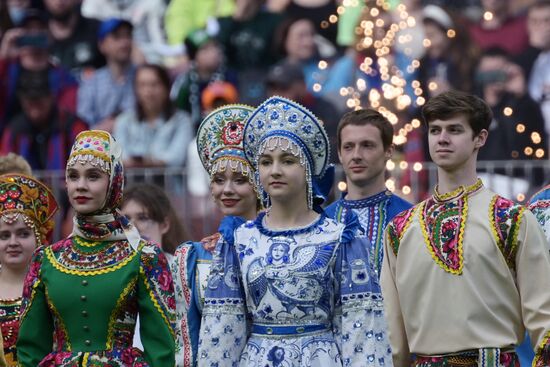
[[33, 160, 550, 241]]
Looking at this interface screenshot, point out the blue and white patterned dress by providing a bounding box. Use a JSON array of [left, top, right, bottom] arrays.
[[198, 213, 392, 367]]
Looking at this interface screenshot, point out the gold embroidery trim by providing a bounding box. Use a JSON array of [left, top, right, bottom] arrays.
[[534, 329, 550, 366], [20, 278, 40, 321], [418, 197, 468, 275], [509, 207, 524, 267], [72, 236, 108, 248], [434, 178, 483, 202], [106, 277, 138, 350], [82, 352, 90, 366], [488, 195, 524, 271], [488, 195, 501, 247], [139, 267, 175, 338], [45, 245, 137, 276]]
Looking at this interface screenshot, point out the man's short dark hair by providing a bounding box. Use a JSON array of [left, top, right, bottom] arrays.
[[529, 0, 550, 13], [421, 90, 493, 136], [337, 109, 394, 150]]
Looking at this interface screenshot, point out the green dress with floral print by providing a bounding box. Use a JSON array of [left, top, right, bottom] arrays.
[[16, 236, 176, 367]]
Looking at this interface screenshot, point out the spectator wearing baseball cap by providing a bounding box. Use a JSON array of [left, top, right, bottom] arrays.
[[77, 17, 136, 132], [1, 69, 88, 170]]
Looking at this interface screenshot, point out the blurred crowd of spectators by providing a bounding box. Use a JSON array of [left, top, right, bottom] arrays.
[[0, 0, 549, 187]]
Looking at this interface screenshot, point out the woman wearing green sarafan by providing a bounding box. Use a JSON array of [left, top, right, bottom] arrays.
[[16, 130, 176, 366]]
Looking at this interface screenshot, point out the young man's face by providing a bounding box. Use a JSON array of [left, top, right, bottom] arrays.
[[99, 25, 132, 64], [427, 115, 486, 172], [338, 124, 391, 188], [528, 6, 550, 50]]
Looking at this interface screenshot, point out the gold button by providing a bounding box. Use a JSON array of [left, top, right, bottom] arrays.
[[85, 340, 91, 346], [81, 280, 88, 286], [83, 325, 89, 331], [82, 310, 88, 317], [80, 295, 87, 301]]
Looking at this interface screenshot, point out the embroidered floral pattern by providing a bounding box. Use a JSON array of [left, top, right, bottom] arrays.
[[529, 198, 550, 243], [534, 330, 550, 367], [67, 130, 111, 168], [419, 197, 467, 275], [339, 191, 391, 274], [489, 196, 524, 273], [197, 105, 253, 169], [46, 238, 137, 275], [140, 243, 176, 335], [0, 175, 58, 245], [417, 180, 483, 275], [37, 348, 149, 367], [199, 216, 391, 366], [414, 351, 519, 366], [20, 247, 45, 320], [387, 207, 415, 255], [0, 297, 21, 366], [243, 96, 330, 177]]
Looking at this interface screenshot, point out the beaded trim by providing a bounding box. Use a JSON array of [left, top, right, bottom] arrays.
[[67, 130, 112, 168], [210, 156, 255, 189], [243, 96, 329, 177], [0, 174, 58, 246], [0, 212, 42, 249], [66, 153, 111, 174]]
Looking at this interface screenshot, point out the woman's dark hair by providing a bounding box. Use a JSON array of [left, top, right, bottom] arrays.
[[134, 63, 176, 122], [272, 16, 316, 59], [123, 183, 188, 254]]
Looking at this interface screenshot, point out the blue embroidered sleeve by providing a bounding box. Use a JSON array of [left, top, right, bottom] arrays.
[[198, 218, 248, 366], [334, 216, 393, 367]]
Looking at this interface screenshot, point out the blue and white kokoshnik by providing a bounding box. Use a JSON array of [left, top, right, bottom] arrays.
[[243, 96, 331, 208]]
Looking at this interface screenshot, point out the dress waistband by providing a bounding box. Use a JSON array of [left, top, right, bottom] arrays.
[[251, 323, 331, 336], [415, 348, 518, 367]]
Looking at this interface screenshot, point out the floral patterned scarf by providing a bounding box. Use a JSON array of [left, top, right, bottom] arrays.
[[67, 130, 140, 249]]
